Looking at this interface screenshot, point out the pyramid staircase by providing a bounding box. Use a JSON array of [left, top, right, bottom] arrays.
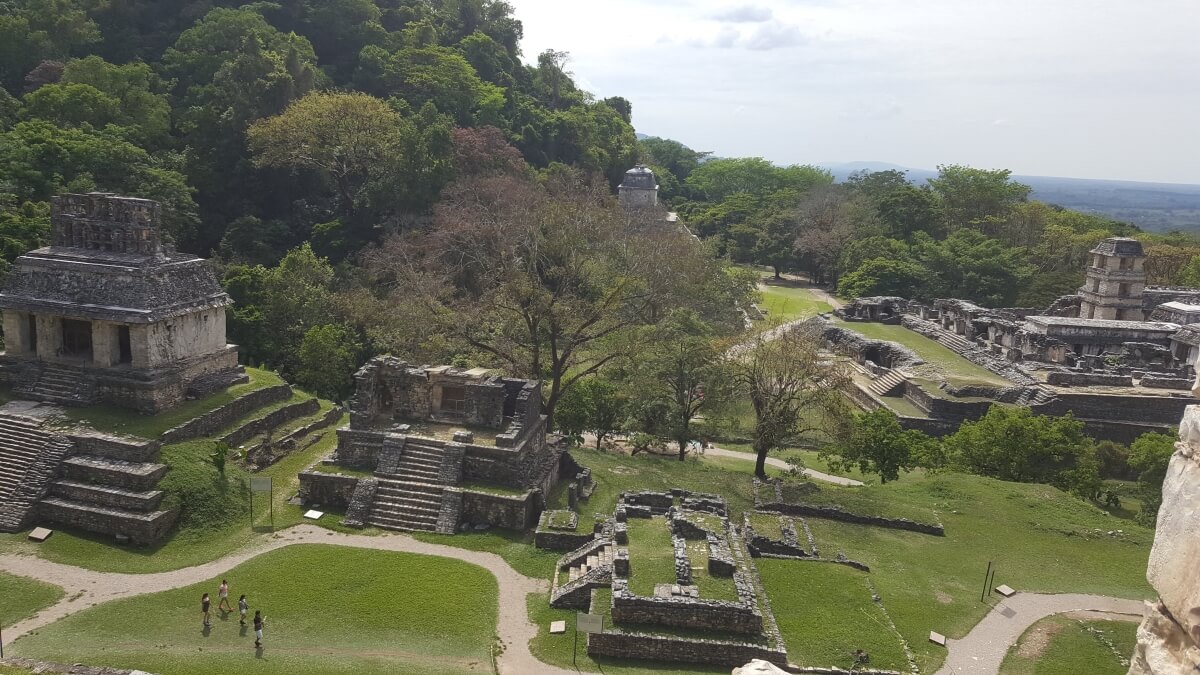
[[15, 363, 98, 406], [868, 369, 908, 397], [550, 537, 616, 608], [368, 443, 455, 533], [0, 414, 75, 532]]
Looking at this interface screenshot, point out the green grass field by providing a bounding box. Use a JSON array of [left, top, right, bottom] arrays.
[[759, 560, 909, 670], [0, 571, 64, 628], [1000, 616, 1138, 675], [757, 282, 834, 322], [832, 320, 1009, 386], [799, 473, 1152, 673], [625, 517, 676, 597], [11, 545, 498, 675]]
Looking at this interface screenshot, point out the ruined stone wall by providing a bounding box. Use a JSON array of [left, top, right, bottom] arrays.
[[458, 488, 538, 529], [139, 307, 227, 367], [297, 471, 360, 507], [587, 630, 788, 669], [610, 579, 763, 635], [1035, 392, 1193, 426], [159, 384, 292, 443], [1128, 404, 1200, 674], [93, 347, 241, 414]]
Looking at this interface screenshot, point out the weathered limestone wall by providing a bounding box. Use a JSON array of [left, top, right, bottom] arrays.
[[1128, 403, 1200, 674], [297, 471, 360, 508], [134, 307, 226, 367], [458, 488, 538, 529]]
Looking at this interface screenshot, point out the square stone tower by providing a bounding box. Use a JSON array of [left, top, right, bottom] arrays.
[[618, 165, 659, 209], [0, 193, 242, 412], [1078, 237, 1147, 320]]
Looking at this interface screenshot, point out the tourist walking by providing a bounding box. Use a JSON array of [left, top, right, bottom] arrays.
[[238, 594, 248, 625], [253, 610, 265, 648], [217, 579, 233, 613], [201, 593, 211, 627]]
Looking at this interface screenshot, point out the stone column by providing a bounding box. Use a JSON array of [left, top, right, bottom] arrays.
[[35, 315, 62, 360], [91, 321, 121, 367], [1128, 404, 1200, 673], [128, 324, 153, 368], [2, 312, 30, 355]]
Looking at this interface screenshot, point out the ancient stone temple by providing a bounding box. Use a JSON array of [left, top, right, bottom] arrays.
[[299, 357, 564, 533], [1079, 237, 1148, 320], [1128, 388, 1200, 673], [0, 193, 241, 412], [618, 165, 659, 209]]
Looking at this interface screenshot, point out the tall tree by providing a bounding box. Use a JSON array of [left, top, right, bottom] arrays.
[[928, 165, 1031, 232], [730, 323, 852, 477]]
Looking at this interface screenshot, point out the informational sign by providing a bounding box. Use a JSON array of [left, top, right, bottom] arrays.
[[250, 477, 273, 492], [576, 613, 603, 634], [249, 476, 274, 529]]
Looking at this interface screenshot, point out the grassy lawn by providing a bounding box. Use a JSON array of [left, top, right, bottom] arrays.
[[798, 473, 1153, 673], [0, 572, 64, 627], [832, 319, 1009, 386], [767, 477, 941, 524], [625, 517, 676, 597], [62, 368, 286, 438], [0, 415, 359, 573], [12, 545, 498, 675], [527, 593, 728, 675], [757, 282, 833, 322], [1000, 616, 1138, 675], [759, 559, 909, 670], [411, 529, 560, 580]]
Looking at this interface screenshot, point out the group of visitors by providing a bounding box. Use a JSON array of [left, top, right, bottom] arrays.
[[201, 579, 266, 647]]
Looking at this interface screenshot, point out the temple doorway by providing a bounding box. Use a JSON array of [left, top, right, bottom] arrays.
[[61, 319, 93, 360]]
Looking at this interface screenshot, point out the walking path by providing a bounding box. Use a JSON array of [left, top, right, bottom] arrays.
[[704, 446, 865, 486], [0, 525, 572, 675], [934, 592, 1144, 675]]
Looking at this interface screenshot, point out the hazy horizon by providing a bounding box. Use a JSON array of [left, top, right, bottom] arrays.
[[509, 0, 1200, 185]]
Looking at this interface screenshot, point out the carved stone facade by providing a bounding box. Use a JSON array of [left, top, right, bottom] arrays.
[[1080, 237, 1148, 320], [0, 193, 241, 412], [618, 165, 658, 209]]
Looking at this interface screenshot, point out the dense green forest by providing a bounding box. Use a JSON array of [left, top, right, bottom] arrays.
[[636, 139, 1200, 308], [4, 0, 1200, 412]]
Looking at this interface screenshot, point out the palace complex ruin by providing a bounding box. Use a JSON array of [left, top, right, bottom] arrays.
[[0, 193, 242, 412], [830, 237, 1200, 441], [298, 357, 566, 533]]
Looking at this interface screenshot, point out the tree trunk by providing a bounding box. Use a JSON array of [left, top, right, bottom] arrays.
[[774, 266, 781, 280], [677, 436, 687, 461], [595, 432, 604, 451], [753, 439, 769, 478]]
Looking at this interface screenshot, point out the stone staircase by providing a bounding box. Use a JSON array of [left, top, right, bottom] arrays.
[[0, 414, 75, 532], [38, 438, 177, 545], [15, 363, 98, 406], [367, 478, 445, 532], [868, 369, 908, 396], [568, 544, 615, 581]]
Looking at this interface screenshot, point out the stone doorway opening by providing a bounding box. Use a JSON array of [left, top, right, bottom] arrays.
[[61, 319, 92, 360], [118, 325, 132, 364]]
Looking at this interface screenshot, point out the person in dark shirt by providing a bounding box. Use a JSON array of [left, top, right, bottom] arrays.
[[253, 610, 265, 648], [201, 593, 211, 627]]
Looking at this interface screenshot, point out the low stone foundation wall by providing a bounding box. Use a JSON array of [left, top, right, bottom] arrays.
[[1139, 375, 1193, 390], [298, 471, 360, 508], [160, 384, 292, 443], [459, 488, 538, 530], [0, 657, 154, 675], [757, 502, 944, 536], [1047, 371, 1134, 387], [587, 631, 788, 668], [222, 397, 320, 447], [611, 581, 762, 635]]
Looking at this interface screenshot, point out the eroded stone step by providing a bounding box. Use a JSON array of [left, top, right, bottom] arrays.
[[61, 455, 168, 492], [50, 480, 165, 512]]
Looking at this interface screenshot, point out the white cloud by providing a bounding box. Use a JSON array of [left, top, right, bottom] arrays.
[[506, 0, 1200, 183], [711, 4, 774, 23]]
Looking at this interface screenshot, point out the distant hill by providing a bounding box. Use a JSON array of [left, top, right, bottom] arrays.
[[820, 162, 1200, 233]]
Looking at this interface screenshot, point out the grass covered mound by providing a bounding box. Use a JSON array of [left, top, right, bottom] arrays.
[[800, 473, 1152, 673], [1000, 616, 1138, 675], [761, 477, 942, 525], [832, 319, 1009, 386], [12, 545, 498, 675], [625, 517, 675, 597], [0, 572, 64, 627], [759, 560, 909, 670], [62, 368, 286, 438]]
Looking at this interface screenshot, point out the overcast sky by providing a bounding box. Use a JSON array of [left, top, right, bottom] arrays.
[[508, 0, 1200, 184]]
